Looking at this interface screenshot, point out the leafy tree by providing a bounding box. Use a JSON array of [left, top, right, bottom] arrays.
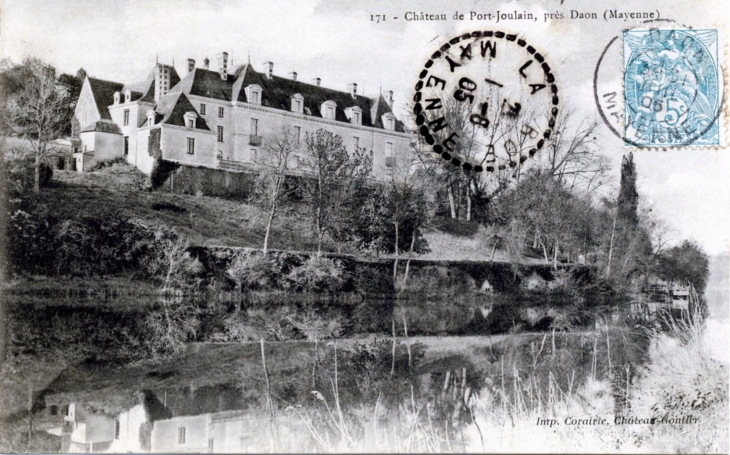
[[299, 129, 372, 254], [616, 153, 639, 227], [56, 70, 85, 136], [605, 153, 652, 284], [4, 57, 68, 192], [657, 240, 710, 291], [382, 150, 430, 281]]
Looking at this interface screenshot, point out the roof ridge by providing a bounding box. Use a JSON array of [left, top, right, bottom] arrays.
[[88, 76, 124, 86]]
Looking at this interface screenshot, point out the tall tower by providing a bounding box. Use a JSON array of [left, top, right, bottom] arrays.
[[154, 64, 171, 102]]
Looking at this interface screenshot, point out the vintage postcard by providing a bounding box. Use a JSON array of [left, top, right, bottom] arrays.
[[0, 0, 728, 453]]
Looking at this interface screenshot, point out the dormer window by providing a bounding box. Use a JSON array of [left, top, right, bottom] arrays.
[[345, 106, 362, 125], [146, 110, 156, 126], [321, 100, 337, 120], [382, 113, 396, 131], [291, 94, 304, 114], [125, 89, 132, 103], [184, 112, 197, 129], [113, 92, 121, 104], [245, 84, 263, 105]]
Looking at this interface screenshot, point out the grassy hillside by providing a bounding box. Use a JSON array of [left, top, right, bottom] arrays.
[[15, 162, 530, 264]]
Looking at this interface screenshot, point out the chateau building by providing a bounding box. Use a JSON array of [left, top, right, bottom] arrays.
[[71, 53, 409, 177]]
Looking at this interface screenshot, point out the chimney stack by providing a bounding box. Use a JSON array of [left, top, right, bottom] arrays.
[[187, 58, 195, 73], [203, 57, 210, 69], [288, 71, 297, 81], [312, 77, 321, 87], [385, 90, 394, 107], [218, 52, 228, 80], [348, 83, 357, 99], [263, 61, 274, 80]]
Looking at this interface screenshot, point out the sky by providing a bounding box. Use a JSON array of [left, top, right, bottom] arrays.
[[1, 0, 728, 254]]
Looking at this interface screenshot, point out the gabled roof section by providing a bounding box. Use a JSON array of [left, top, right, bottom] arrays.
[[87, 77, 124, 120], [80, 120, 122, 135], [170, 68, 233, 101], [154, 92, 210, 130], [370, 94, 405, 131]]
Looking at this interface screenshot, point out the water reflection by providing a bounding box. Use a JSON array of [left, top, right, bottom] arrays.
[[38, 328, 643, 453]]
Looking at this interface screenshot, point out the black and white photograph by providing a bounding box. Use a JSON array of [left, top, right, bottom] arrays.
[[0, 0, 728, 452]]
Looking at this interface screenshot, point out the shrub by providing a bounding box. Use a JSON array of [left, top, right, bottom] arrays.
[[285, 255, 346, 293], [226, 250, 277, 291], [2, 155, 53, 195]]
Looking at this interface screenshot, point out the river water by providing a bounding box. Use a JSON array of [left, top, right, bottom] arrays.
[[2, 291, 650, 453]]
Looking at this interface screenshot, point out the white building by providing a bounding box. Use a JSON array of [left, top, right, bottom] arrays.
[[72, 53, 409, 178]]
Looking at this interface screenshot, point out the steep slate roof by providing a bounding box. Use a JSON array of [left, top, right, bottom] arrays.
[[171, 64, 405, 132], [87, 77, 124, 120], [170, 68, 233, 101], [122, 79, 153, 102], [80, 120, 122, 135], [153, 92, 211, 130]]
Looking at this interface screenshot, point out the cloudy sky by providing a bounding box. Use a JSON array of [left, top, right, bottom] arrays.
[[2, 0, 728, 254]]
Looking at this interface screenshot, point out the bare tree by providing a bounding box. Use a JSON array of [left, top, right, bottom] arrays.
[[541, 109, 610, 195], [4, 58, 67, 193], [254, 126, 300, 254]]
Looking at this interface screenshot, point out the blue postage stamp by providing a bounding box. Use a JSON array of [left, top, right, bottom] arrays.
[[623, 28, 721, 147]]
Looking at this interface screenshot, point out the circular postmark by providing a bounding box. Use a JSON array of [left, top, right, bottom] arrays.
[[594, 20, 724, 147], [413, 31, 559, 173]]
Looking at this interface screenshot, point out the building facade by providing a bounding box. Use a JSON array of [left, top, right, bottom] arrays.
[[72, 53, 410, 177]]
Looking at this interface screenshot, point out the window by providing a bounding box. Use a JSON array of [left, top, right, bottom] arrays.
[[385, 142, 394, 168], [246, 85, 263, 105], [250, 118, 258, 136], [200, 103, 206, 115], [249, 149, 257, 162], [354, 111, 361, 124], [291, 94, 304, 113], [123, 109, 130, 126], [84, 145, 87, 153], [124, 136, 129, 156], [218, 107, 224, 118], [321, 100, 337, 120], [178, 427, 186, 445], [217, 125, 224, 142], [382, 113, 396, 131], [187, 137, 195, 155], [188, 119, 194, 128], [354, 136, 360, 149], [115, 420, 120, 439], [293, 126, 301, 143]]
